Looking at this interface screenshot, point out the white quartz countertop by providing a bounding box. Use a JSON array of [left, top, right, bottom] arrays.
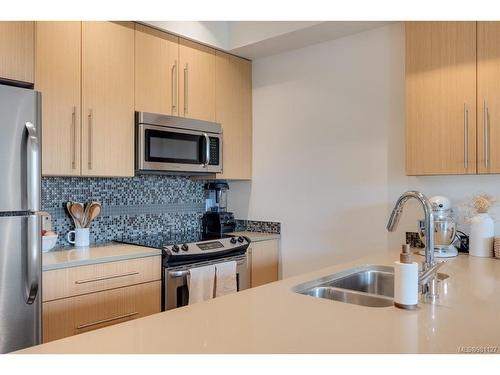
[[43, 243, 162, 271], [23, 250, 500, 353], [228, 231, 280, 242]]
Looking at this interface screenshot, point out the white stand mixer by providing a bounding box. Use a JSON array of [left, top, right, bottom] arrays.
[[418, 195, 458, 258]]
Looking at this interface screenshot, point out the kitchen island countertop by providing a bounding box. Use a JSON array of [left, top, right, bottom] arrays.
[[22, 250, 500, 353]]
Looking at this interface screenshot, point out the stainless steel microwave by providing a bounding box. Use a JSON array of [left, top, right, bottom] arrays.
[[136, 112, 222, 174]]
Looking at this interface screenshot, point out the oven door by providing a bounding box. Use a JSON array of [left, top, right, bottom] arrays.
[[163, 254, 248, 311], [137, 123, 222, 173]]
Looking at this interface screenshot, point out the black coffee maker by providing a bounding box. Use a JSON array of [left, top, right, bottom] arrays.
[[203, 182, 236, 238]]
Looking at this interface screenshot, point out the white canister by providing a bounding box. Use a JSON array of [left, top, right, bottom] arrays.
[[67, 228, 90, 247], [469, 213, 494, 257]]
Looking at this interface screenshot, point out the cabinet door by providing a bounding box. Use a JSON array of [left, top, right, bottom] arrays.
[[135, 24, 179, 116], [82, 22, 135, 177], [179, 38, 216, 122], [215, 51, 252, 180], [36, 22, 81, 176], [405, 22, 477, 175], [250, 239, 279, 288], [43, 281, 160, 343], [477, 22, 500, 174], [0, 21, 34, 83]]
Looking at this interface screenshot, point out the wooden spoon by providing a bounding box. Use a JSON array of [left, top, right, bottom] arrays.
[[82, 202, 92, 228], [84, 202, 101, 228], [66, 201, 79, 228], [69, 202, 85, 229]]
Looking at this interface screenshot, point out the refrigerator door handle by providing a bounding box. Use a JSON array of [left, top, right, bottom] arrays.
[[26, 215, 40, 304], [25, 120, 41, 212]]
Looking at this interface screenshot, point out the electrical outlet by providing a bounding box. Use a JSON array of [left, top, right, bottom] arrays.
[[406, 231, 424, 248], [41, 212, 52, 231]]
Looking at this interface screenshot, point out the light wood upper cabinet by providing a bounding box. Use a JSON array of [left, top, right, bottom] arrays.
[[477, 22, 500, 174], [215, 51, 252, 180], [36, 22, 82, 176], [0, 22, 34, 83], [179, 38, 216, 122], [81, 22, 135, 177], [135, 24, 179, 116], [406, 22, 477, 175]]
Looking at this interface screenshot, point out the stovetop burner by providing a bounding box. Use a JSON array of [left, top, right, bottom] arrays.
[[116, 231, 227, 250]]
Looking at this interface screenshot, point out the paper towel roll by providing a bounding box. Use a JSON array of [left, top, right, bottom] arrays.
[[394, 261, 419, 309]]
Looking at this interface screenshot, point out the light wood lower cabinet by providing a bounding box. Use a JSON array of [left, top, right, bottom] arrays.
[[0, 21, 34, 83], [43, 281, 160, 343], [215, 51, 252, 180], [81, 21, 135, 177], [42, 255, 161, 343], [249, 239, 279, 288], [35, 21, 82, 176], [42, 256, 161, 302]]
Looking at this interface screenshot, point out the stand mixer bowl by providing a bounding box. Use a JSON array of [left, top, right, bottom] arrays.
[[418, 218, 456, 249]]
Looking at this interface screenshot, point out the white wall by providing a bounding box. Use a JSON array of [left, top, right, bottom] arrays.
[[229, 22, 500, 278], [229, 23, 405, 277], [227, 21, 322, 49]]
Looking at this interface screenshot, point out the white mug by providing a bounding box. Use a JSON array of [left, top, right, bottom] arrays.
[[67, 228, 90, 247]]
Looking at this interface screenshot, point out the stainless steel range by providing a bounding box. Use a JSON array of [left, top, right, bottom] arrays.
[[117, 232, 250, 310]]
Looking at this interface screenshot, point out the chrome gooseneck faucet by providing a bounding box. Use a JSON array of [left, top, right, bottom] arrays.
[[387, 191, 444, 300]]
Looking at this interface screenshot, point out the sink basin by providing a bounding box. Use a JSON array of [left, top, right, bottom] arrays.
[[327, 265, 394, 297], [302, 286, 394, 307], [293, 264, 449, 308]]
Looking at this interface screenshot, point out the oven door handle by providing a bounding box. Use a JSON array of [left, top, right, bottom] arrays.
[[168, 257, 248, 278], [169, 270, 189, 278]]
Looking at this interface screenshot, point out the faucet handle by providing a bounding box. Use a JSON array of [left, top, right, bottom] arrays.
[[419, 261, 445, 285]]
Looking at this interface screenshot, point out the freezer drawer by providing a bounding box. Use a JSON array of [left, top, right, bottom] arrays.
[[0, 215, 41, 353]]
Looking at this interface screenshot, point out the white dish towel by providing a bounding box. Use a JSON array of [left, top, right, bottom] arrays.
[[215, 261, 237, 298], [187, 264, 216, 305]]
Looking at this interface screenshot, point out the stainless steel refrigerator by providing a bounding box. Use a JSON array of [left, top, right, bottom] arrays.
[[0, 83, 42, 353]]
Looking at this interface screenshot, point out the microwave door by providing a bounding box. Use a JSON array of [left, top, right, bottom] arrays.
[[142, 126, 206, 172]]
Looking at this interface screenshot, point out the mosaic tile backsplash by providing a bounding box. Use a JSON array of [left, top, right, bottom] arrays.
[[235, 220, 281, 234], [42, 175, 206, 247]]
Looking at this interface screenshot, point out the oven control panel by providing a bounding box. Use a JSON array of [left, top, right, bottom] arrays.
[[197, 241, 224, 251], [164, 236, 249, 257]]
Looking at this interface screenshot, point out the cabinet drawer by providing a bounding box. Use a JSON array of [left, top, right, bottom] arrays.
[[42, 256, 161, 302], [43, 281, 160, 343]]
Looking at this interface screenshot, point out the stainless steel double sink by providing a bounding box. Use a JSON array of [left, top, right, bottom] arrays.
[[293, 265, 399, 308], [293, 264, 449, 307]]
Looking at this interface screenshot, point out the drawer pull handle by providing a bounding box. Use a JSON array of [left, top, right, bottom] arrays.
[[76, 311, 139, 330], [74, 271, 140, 284]]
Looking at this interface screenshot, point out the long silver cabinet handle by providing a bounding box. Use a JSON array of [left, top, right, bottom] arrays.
[[184, 64, 188, 114], [87, 109, 93, 170], [76, 312, 139, 330], [171, 60, 177, 113], [74, 271, 140, 284], [484, 99, 489, 169], [26, 214, 41, 304], [464, 103, 469, 170], [71, 106, 77, 169]]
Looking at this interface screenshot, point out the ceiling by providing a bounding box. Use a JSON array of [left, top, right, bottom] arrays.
[[144, 21, 393, 59]]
